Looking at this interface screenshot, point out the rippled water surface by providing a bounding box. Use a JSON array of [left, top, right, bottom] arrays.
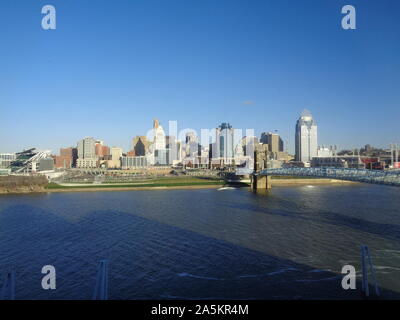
[[0, 184, 399, 299]]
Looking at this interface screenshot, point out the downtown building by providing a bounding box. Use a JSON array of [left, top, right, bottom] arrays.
[[95, 141, 110, 159], [107, 147, 123, 169], [295, 110, 318, 164], [209, 123, 236, 167], [54, 147, 78, 169], [76, 137, 98, 168], [121, 156, 148, 169], [147, 119, 169, 166], [216, 123, 235, 160], [260, 132, 283, 153], [132, 136, 150, 156], [208, 122, 252, 168]]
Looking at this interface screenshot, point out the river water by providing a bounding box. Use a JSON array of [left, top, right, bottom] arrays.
[[0, 184, 399, 300]]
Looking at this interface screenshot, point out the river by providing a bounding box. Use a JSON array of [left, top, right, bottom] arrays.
[[0, 184, 399, 299]]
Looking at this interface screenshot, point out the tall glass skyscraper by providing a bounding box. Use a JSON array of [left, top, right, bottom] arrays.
[[295, 110, 318, 163], [216, 123, 235, 160]]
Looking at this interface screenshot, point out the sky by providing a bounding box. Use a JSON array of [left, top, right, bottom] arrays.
[[0, 0, 399, 154]]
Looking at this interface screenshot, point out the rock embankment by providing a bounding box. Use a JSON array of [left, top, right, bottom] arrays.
[[0, 176, 49, 194]]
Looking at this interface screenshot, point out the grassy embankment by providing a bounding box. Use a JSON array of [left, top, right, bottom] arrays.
[[45, 177, 242, 190], [45, 175, 333, 190]]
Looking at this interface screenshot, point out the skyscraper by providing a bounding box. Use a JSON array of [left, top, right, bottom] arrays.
[[147, 119, 167, 165], [295, 110, 318, 163], [152, 119, 166, 151], [215, 123, 235, 160]]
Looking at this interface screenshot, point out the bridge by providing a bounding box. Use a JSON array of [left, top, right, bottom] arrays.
[[236, 167, 400, 189]]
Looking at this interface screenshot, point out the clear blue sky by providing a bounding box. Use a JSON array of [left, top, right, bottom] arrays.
[[0, 0, 399, 154]]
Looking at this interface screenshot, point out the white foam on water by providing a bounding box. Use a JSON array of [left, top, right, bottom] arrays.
[[177, 272, 224, 281]]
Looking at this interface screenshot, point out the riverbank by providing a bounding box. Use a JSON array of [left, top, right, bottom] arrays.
[[45, 184, 226, 193], [0, 176, 359, 195], [0, 175, 48, 194]]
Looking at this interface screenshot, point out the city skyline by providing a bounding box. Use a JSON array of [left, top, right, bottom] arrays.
[[1, 0, 400, 154], [0, 112, 396, 156]]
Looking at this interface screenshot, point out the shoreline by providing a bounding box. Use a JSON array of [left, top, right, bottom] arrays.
[[0, 178, 359, 195], [44, 184, 224, 193]]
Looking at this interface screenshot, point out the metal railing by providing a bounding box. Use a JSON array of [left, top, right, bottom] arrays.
[[255, 167, 400, 186]]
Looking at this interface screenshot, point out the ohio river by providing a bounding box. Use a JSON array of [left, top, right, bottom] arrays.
[[0, 184, 399, 299]]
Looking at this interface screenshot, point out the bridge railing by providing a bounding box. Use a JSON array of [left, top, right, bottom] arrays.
[[256, 167, 400, 186]]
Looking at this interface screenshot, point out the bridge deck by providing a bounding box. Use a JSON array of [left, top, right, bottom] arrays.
[[237, 168, 400, 187]]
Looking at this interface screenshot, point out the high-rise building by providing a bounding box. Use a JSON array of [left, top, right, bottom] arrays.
[[260, 132, 283, 153], [152, 119, 166, 151], [77, 137, 96, 159], [166, 135, 182, 164], [295, 110, 318, 163], [185, 132, 200, 157], [154, 149, 170, 166], [77, 137, 97, 168], [239, 136, 259, 157], [132, 136, 150, 156], [215, 123, 235, 160]]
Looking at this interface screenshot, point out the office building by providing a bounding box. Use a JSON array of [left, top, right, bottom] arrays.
[[55, 147, 77, 168], [215, 123, 235, 161], [155, 149, 170, 166], [295, 110, 318, 163], [152, 119, 166, 151], [260, 132, 283, 153], [166, 135, 182, 163], [95, 141, 110, 158], [239, 136, 259, 157], [76, 158, 98, 168], [77, 137, 97, 168], [121, 156, 148, 169], [107, 147, 123, 168], [185, 132, 200, 158], [132, 136, 150, 156], [77, 137, 96, 159]]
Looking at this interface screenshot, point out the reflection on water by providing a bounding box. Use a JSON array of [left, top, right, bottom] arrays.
[[0, 184, 399, 299]]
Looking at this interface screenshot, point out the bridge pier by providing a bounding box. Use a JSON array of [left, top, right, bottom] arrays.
[[252, 174, 272, 190]]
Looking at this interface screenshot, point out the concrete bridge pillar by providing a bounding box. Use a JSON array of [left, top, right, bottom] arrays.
[[252, 146, 272, 190], [252, 174, 272, 190]]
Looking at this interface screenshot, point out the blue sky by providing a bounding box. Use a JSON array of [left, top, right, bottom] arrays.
[[0, 0, 399, 154]]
